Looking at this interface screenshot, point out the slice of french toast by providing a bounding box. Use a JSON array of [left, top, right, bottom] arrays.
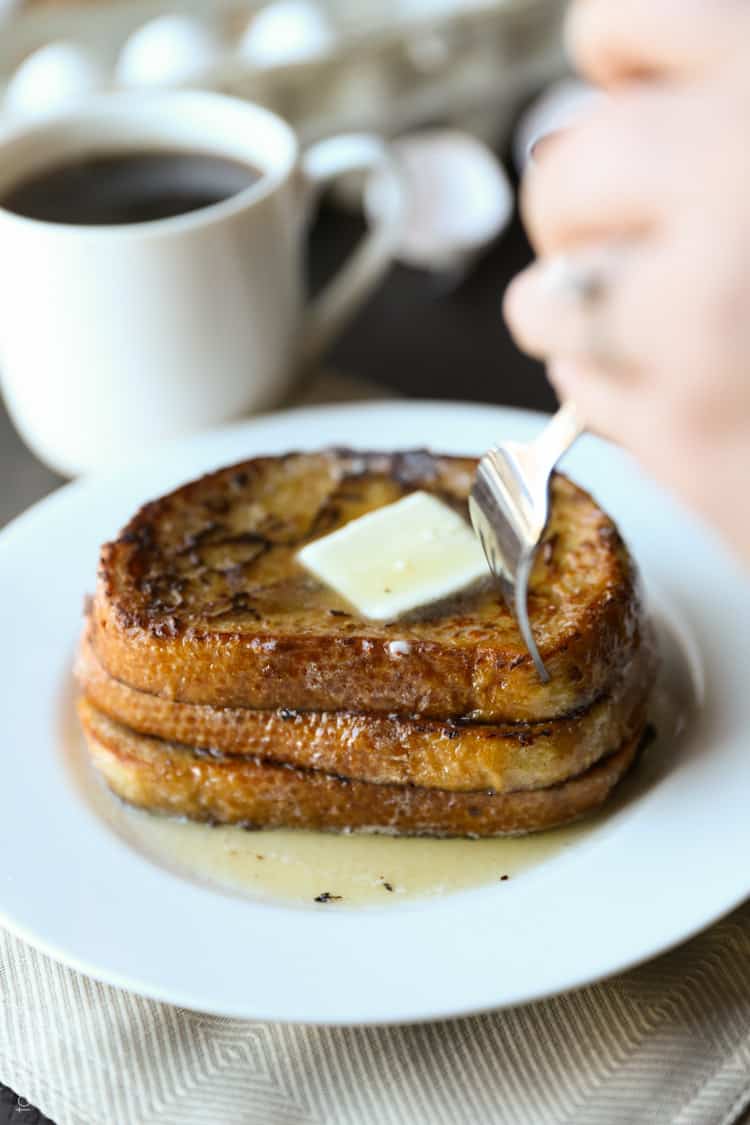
[[77, 630, 654, 794], [79, 699, 643, 838], [91, 450, 643, 721]]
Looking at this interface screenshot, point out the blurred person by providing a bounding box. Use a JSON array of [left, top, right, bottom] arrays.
[[504, 0, 750, 565]]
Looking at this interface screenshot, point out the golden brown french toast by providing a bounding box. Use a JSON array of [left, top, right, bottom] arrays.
[[79, 699, 643, 838], [77, 630, 653, 794], [91, 451, 642, 721]]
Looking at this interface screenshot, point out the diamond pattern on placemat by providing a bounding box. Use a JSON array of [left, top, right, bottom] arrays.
[[2, 902, 750, 1125]]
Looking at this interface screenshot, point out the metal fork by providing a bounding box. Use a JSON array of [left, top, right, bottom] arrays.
[[469, 402, 585, 683]]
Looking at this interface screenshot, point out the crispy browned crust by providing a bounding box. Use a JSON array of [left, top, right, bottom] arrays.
[[77, 630, 654, 794], [91, 451, 643, 720], [79, 699, 644, 837]]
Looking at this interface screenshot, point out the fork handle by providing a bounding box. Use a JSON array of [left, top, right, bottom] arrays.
[[532, 400, 585, 474]]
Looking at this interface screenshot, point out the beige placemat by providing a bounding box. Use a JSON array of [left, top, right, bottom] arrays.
[[1, 903, 750, 1125], [2, 374, 749, 1125]]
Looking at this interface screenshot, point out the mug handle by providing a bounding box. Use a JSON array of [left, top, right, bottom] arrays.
[[298, 134, 404, 367]]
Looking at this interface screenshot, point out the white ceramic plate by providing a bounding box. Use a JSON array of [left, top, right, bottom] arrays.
[[1, 400, 748, 1025]]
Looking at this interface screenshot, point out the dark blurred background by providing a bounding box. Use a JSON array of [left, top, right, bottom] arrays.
[[0, 0, 571, 527]]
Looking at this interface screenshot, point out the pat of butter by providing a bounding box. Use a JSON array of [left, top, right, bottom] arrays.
[[297, 490, 488, 620]]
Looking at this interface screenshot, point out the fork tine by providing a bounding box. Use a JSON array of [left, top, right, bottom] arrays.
[[515, 557, 550, 684], [470, 451, 552, 682]]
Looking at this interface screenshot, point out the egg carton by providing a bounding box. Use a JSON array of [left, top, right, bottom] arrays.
[[0, 0, 566, 144]]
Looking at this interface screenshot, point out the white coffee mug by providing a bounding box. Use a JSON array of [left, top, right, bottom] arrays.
[[0, 91, 403, 476]]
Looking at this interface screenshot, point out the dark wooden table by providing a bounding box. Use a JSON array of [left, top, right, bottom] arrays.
[[0, 196, 543, 1125]]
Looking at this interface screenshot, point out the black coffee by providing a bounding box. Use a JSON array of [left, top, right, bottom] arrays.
[[0, 150, 262, 226]]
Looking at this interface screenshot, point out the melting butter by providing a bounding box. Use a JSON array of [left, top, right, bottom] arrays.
[[297, 490, 487, 621]]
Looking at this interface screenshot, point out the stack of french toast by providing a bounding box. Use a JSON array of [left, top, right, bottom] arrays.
[[77, 450, 653, 837]]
